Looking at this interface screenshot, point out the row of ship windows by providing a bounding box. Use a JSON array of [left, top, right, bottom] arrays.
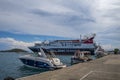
[[52, 49, 76, 52], [51, 49, 94, 52], [44, 43, 82, 46]]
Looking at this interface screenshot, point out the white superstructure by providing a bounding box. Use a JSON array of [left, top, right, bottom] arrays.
[[29, 34, 97, 55]]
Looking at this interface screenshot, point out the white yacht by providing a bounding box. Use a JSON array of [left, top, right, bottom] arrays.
[[19, 48, 66, 69]]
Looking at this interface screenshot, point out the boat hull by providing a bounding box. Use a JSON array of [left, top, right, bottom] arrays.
[[19, 55, 66, 69], [19, 55, 55, 69], [19, 58, 53, 69], [71, 57, 92, 64], [71, 57, 85, 64]]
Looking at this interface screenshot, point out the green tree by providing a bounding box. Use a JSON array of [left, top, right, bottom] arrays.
[[114, 48, 119, 54]]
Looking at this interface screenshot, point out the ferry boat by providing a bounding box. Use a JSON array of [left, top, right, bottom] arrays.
[[19, 48, 66, 69], [29, 34, 97, 55]]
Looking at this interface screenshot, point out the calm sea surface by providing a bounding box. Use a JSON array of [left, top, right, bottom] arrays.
[[0, 52, 72, 80]]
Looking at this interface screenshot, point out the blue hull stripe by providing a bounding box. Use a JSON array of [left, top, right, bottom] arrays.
[[20, 58, 51, 68]]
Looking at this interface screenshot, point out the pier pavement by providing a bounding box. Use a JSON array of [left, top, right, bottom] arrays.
[[16, 54, 120, 80]]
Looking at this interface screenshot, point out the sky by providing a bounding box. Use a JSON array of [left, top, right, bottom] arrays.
[[0, 0, 120, 51]]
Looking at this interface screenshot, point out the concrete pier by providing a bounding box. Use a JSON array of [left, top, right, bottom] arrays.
[[16, 55, 120, 80]]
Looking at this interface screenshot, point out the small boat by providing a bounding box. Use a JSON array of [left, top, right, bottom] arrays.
[[19, 48, 66, 69], [71, 50, 92, 64]]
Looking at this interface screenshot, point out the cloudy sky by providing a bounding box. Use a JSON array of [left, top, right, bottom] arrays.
[[0, 0, 120, 51]]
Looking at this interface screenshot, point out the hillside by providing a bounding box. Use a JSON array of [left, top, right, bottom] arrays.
[[0, 48, 28, 52]]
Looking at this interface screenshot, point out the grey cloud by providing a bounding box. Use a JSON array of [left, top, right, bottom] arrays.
[[30, 8, 95, 27], [31, 9, 54, 16], [0, 0, 27, 13], [103, 8, 120, 21], [96, 26, 120, 43]]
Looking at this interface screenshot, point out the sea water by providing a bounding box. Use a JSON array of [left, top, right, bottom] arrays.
[[0, 52, 72, 80]]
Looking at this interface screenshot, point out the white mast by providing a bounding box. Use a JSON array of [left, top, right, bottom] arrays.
[[80, 34, 82, 43]]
